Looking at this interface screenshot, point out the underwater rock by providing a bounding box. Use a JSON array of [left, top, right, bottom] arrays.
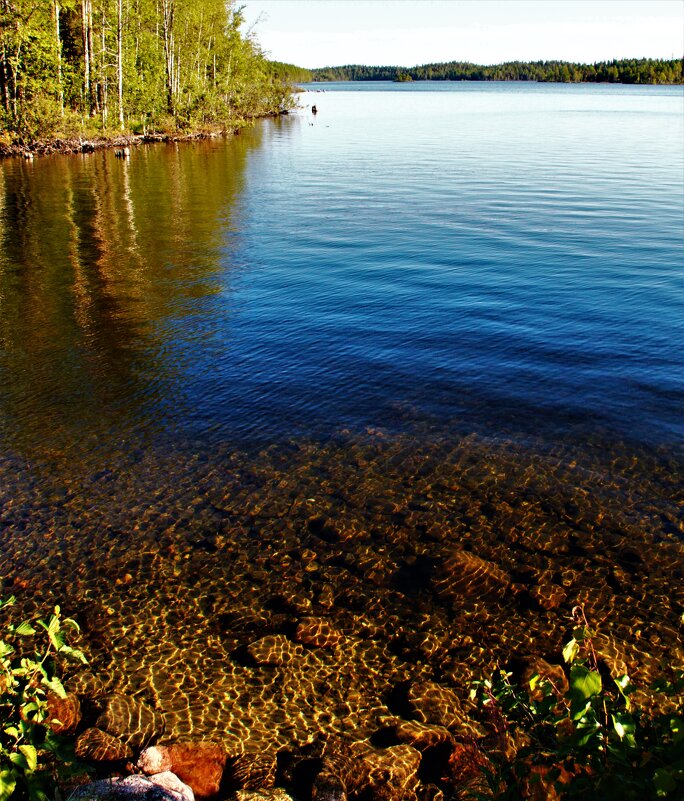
[[75, 727, 132, 761], [138, 743, 228, 798], [294, 617, 344, 648], [228, 751, 278, 789], [432, 549, 510, 602], [69, 776, 187, 801], [247, 635, 303, 665], [530, 582, 567, 610], [356, 743, 421, 801], [390, 719, 454, 750], [46, 691, 82, 734], [311, 741, 357, 800], [407, 681, 478, 733], [97, 694, 165, 748]]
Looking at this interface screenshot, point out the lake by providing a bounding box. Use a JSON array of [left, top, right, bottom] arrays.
[[0, 81, 682, 791]]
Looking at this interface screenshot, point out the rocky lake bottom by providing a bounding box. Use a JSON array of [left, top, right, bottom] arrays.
[[1, 422, 682, 798]]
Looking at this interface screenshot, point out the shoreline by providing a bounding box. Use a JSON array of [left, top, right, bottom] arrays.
[[0, 110, 292, 160]]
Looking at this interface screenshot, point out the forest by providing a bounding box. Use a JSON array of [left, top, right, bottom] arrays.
[[312, 58, 683, 84], [0, 0, 310, 145]]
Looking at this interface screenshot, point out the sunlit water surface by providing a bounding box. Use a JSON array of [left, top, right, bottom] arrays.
[[0, 82, 682, 794]]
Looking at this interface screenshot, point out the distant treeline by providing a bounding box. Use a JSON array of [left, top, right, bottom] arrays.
[[312, 58, 683, 84], [0, 1, 306, 145]]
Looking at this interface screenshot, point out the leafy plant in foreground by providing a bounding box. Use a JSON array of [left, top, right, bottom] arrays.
[[0, 597, 88, 801], [471, 605, 684, 799]]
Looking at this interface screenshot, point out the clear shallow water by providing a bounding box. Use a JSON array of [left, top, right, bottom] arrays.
[[0, 82, 683, 795]]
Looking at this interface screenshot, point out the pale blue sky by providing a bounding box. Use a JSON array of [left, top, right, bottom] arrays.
[[241, 0, 684, 68]]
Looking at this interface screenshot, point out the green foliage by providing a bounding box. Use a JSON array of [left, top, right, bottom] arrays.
[[0, 0, 302, 144], [0, 597, 88, 801], [312, 57, 683, 85], [471, 606, 684, 800]]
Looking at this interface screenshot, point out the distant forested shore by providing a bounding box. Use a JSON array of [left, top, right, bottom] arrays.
[[0, 1, 306, 149], [311, 58, 683, 84]]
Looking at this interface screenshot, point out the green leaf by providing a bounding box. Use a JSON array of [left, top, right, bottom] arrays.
[[18, 745, 38, 772], [9, 752, 28, 771], [0, 596, 17, 610], [563, 638, 580, 664], [653, 767, 676, 796], [0, 769, 17, 801], [3, 727, 19, 739], [568, 664, 602, 702], [14, 621, 37, 637], [61, 618, 80, 634], [43, 676, 66, 699], [611, 712, 636, 744]]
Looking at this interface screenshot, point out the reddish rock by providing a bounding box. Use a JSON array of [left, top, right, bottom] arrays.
[[294, 617, 344, 648], [75, 727, 132, 761], [47, 691, 82, 734], [446, 741, 492, 795], [139, 743, 227, 798]]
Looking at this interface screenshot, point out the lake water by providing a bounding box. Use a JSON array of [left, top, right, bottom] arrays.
[[1, 82, 683, 793]]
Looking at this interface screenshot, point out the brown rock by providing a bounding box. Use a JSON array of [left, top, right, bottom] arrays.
[[47, 691, 82, 734], [75, 728, 132, 762], [432, 550, 510, 602], [407, 681, 484, 736], [228, 752, 277, 790], [139, 743, 227, 798], [97, 694, 164, 748], [295, 617, 344, 648], [247, 635, 303, 666], [391, 720, 454, 751], [355, 743, 421, 801]]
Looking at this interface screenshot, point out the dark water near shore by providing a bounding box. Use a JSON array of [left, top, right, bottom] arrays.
[[1, 82, 683, 792]]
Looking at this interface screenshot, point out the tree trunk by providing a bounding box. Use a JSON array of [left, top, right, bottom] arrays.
[[161, 0, 175, 116], [54, 1, 64, 115], [117, 0, 124, 128]]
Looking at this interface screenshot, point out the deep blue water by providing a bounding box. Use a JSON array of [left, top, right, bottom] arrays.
[[0, 81, 682, 461]]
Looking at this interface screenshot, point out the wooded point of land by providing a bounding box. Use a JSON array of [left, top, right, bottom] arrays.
[[0, 0, 307, 145]]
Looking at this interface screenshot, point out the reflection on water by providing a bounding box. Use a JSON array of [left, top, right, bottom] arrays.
[[0, 84, 683, 796], [0, 132, 257, 460]]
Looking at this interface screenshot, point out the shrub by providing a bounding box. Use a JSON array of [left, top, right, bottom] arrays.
[[471, 606, 684, 799], [0, 597, 88, 801]]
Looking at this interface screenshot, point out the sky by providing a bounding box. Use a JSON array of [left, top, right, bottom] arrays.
[[240, 0, 684, 69]]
